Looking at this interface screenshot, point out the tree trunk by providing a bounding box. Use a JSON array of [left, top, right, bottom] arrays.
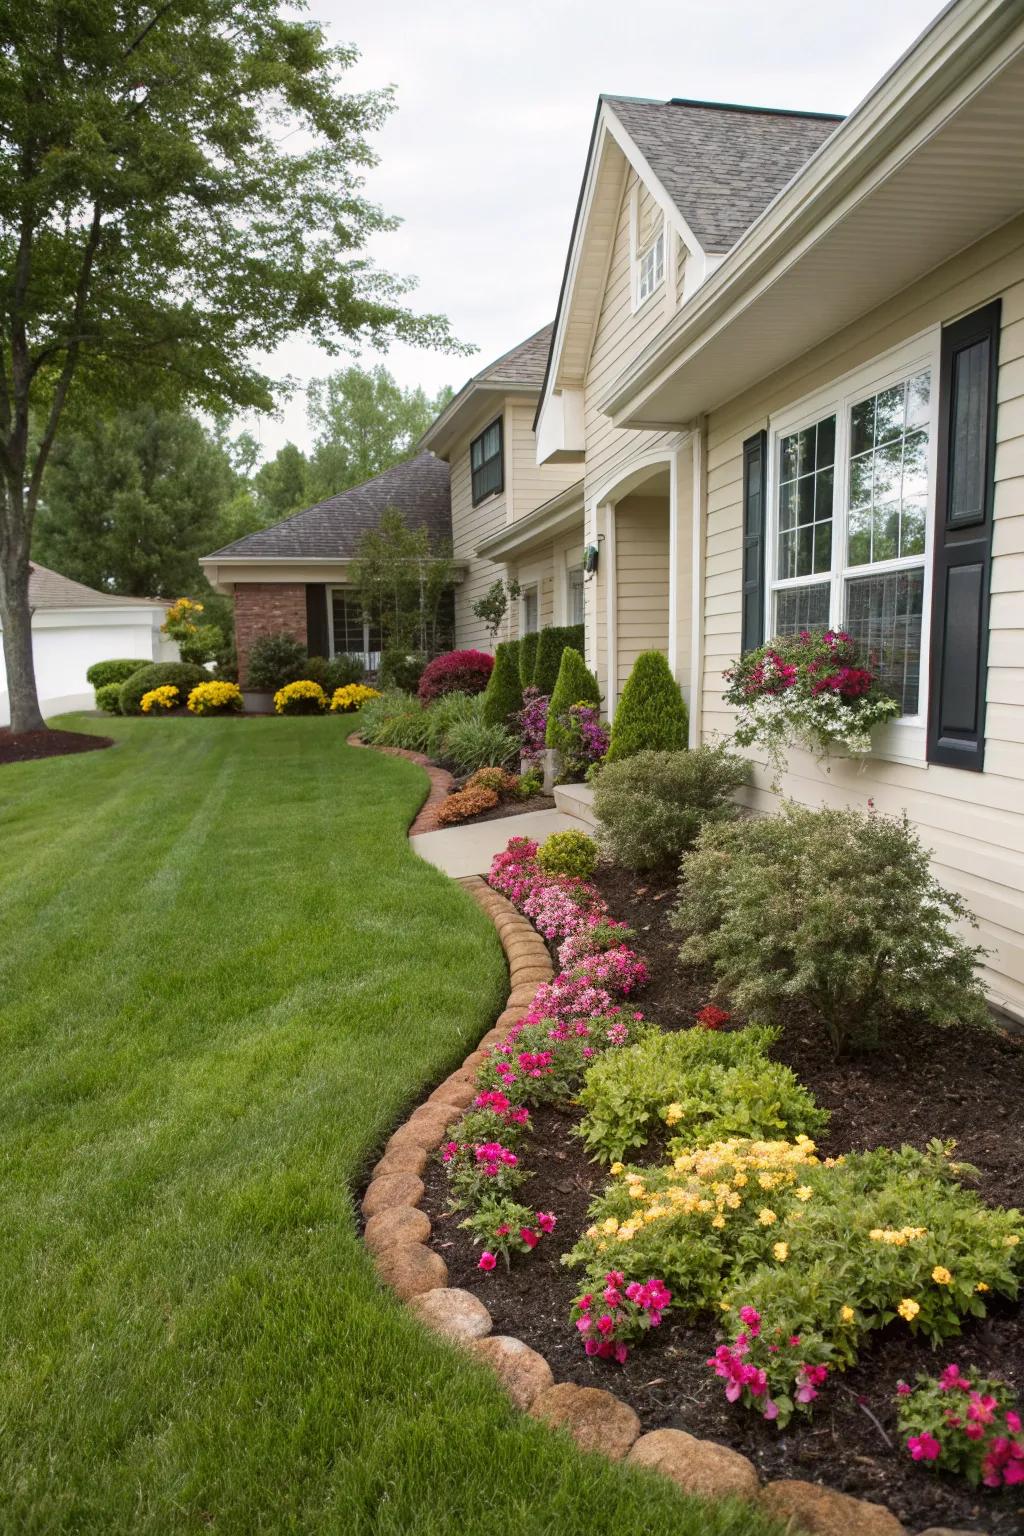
[[0, 506, 44, 734]]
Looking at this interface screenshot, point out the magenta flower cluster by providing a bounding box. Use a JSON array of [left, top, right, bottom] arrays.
[[898, 1364, 1024, 1489], [515, 686, 549, 765], [571, 1270, 672, 1363], [706, 1307, 830, 1426], [478, 1209, 558, 1271]]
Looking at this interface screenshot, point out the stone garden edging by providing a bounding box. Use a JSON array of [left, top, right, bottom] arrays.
[[354, 737, 960, 1536]]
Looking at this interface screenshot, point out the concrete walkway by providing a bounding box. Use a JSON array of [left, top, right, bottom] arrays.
[[413, 808, 583, 878]]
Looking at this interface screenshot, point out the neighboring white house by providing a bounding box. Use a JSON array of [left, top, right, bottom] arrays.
[[0, 564, 177, 726]]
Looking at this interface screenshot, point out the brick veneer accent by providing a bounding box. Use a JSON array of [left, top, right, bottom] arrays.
[[234, 583, 308, 686]]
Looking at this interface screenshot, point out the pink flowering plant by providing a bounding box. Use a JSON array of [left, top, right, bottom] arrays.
[[460, 1195, 558, 1270], [724, 628, 899, 765], [441, 1132, 525, 1206], [522, 876, 607, 940], [570, 1270, 672, 1363], [557, 915, 635, 970], [897, 1365, 1024, 1489], [554, 701, 609, 781], [515, 686, 549, 765], [707, 1307, 834, 1428]]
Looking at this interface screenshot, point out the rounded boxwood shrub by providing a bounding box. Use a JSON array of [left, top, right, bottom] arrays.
[[86, 657, 149, 690], [607, 650, 688, 760], [594, 745, 750, 871], [545, 647, 601, 751], [94, 682, 123, 714], [518, 630, 539, 687], [417, 648, 493, 703], [533, 623, 585, 696], [377, 649, 423, 693], [246, 632, 309, 691], [482, 639, 523, 728], [119, 661, 210, 716], [536, 828, 599, 880]]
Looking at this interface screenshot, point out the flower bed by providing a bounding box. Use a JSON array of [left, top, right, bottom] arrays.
[[417, 842, 1024, 1534]]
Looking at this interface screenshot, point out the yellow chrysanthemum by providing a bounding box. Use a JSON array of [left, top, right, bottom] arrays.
[[664, 1103, 683, 1126], [711, 1214, 726, 1230], [977, 1282, 990, 1293], [931, 1265, 953, 1286], [840, 1305, 855, 1323], [610, 1163, 625, 1176], [795, 1185, 813, 1201], [897, 1298, 920, 1322], [758, 1208, 777, 1226], [773, 1242, 789, 1262]]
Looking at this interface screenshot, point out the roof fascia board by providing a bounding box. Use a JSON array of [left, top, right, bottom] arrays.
[[419, 382, 538, 458], [600, 104, 711, 268], [603, 0, 1022, 422]]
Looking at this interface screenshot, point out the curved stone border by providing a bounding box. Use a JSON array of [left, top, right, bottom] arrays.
[[355, 743, 929, 1536]]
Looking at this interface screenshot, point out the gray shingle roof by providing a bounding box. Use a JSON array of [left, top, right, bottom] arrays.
[[28, 563, 167, 611], [603, 97, 842, 252], [205, 451, 451, 561], [476, 323, 554, 388]]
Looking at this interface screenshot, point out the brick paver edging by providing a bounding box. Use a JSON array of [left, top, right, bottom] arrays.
[[354, 741, 927, 1535], [347, 731, 454, 835]]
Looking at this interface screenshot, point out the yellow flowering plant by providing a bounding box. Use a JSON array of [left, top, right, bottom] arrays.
[[329, 684, 381, 713], [187, 680, 242, 716], [273, 679, 327, 715], [140, 684, 180, 713]]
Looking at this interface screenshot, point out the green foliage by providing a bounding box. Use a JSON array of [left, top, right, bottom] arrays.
[[608, 651, 689, 760], [348, 508, 454, 653], [85, 658, 148, 689], [305, 366, 453, 501], [576, 1026, 827, 1165], [672, 804, 991, 1054], [545, 647, 601, 751], [533, 624, 585, 696], [94, 683, 123, 714], [358, 691, 431, 753], [518, 630, 539, 688], [119, 662, 210, 716], [377, 649, 424, 693], [442, 719, 519, 774], [481, 640, 523, 728], [323, 654, 367, 691], [537, 829, 599, 881], [594, 746, 750, 871], [245, 633, 311, 692], [472, 578, 521, 641], [424, 691, 483, 760]]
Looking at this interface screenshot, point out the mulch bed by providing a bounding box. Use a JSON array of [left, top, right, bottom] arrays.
[[421, 860, 1024, 1533], [456, 793, 556, 825], [0, 727, 113, 765]]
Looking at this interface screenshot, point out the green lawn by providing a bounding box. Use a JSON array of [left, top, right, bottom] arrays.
[[0, 716, 781, 1535]]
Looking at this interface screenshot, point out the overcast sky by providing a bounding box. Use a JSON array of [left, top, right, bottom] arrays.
[[244, 0, 945, 461]]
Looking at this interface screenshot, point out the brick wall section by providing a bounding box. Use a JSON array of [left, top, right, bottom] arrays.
[[234, 583, 308, 686]]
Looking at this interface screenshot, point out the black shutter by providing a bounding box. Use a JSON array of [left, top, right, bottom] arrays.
[[741, 430, 768, 653], [305, 584, 329, 658], [927, 300, 1001, 771]]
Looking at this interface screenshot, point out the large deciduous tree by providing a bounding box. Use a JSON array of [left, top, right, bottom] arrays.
[[0, 2, 460, 731], [307, 365, 452, 500]]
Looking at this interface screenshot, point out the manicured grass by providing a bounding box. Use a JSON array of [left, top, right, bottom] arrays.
[[0, 716, 782, 1535]]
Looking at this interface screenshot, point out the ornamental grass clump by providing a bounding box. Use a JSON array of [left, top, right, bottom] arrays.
[[724, 627, 899, 766], [607, 650, 688, 760], [273, 680, 327, 715], [672, 802, 990, 1054], [359, 691, 431, 751], [896, 1364, 1024, 1489], [575, 1025, 826, 1164], [594, 745, 750, 871], [442, 719, 519, 774], [424, 689, 483, 759], [187, 680, 242, 715]]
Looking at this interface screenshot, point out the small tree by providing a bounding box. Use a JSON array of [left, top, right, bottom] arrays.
[[472, 577, 521, 642], [482, 640, 523, 728], [348, 508, 455, 654], [545, 648, 601, 751], [607, 651, 689, 760], [534, 624, 584, 696]]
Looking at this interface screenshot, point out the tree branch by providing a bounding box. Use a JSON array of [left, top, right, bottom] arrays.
[[122, 2, 180, 62]]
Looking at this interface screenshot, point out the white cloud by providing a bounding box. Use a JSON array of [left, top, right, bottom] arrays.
[[240, 0, 944, 460]]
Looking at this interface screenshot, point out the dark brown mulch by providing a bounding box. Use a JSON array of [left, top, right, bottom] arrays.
[[418, 861, 1024, 1534], [460, 793, 556, 824], [0, 726, 113, 765]]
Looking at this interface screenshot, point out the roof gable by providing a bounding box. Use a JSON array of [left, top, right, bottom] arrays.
[[203, 451, 451, 562], [28, 563, 167, 612], [419, 323, 553, 456]]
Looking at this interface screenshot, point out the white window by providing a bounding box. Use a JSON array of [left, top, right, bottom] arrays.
[[568, 563, 585, 626], [637, 230, 665, 306], [768, 341, 938, 728], [521, 585, 539, 634]]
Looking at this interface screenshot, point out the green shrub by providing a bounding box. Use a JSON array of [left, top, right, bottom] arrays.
[[482, 640, 523, 728], [533, 623, 585, 696], [119, 661, 210, 716], [177, 624, 224, 665], [359, 691, 431, 752], [537, 828, 599, 880], [607, 650, 689, 760], [545, 647, 601, 751], [442, 719, 519, 774], [594, 746, 750, 871], [518, 630, 539, 688], [86, 658, 148, 689], [377, 649, 423, 693], [576, 1025, 827, 1164], [672, 803, 990, 1054], [466, 766, 520, 796], [324, 653, 367, 690], [246, 632, 310, 691], [94, 682, 123, 714], [425, 691, 483, 760]]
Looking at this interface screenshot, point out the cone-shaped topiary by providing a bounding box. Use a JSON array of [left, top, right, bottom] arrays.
[[533, 623, 584, 696], [545, 647, 602, 749], [518, 630, 539, 688], [482, 639, 523, 728], [607, 650, 689, 760]]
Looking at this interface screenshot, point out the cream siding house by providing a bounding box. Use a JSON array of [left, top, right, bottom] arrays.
[[578, 0, 1024, 1019], [420, 326, 583, 651]]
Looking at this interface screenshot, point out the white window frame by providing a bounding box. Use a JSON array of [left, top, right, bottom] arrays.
[[326, 585, 380, 671], [520, 583, 539, 635], [635, 229, 665, 309], [566, 558, 585, 627], [765, 330, 941, 765]]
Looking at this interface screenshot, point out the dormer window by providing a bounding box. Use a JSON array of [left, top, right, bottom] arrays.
[[637, 230, 665, 305], [470, 417, 504, 505]]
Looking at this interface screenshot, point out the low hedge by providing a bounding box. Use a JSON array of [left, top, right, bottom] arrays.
[[119, 661, 210, 716], [86, 658, 149, 690]]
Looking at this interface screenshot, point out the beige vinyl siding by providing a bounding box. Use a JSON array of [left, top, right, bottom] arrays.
[[449, 399, 509, 652], [698, 214, 1024, 1016], [506, 400, 579, 524], [615, 494, 670, 687]]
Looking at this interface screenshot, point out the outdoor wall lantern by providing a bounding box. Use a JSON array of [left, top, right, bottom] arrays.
[[583, 543, 600, 575]]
